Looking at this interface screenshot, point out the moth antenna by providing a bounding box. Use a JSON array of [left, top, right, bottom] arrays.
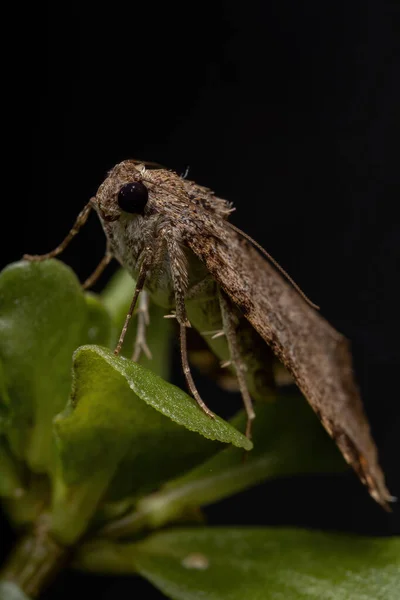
[[226, 222, 320, 310]]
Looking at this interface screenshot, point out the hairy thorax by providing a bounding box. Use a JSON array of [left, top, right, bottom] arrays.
[[98, 209, 211, 309]]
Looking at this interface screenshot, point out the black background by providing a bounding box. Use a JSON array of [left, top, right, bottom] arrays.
[[2, 1, 399, 597]]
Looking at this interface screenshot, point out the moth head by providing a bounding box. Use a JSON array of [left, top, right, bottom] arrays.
[[93, 159, 188, 223], [93, 160, 152, 222]]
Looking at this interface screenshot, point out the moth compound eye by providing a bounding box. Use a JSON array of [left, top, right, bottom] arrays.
[[117, 182, 148, 214]]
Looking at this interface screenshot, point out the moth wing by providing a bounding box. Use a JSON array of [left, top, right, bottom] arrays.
[[186, 225, 392, 509], [185, 180, 234, 218]]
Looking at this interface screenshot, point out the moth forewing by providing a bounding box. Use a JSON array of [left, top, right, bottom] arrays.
[[185, 217, 393, 509], [24, 159, 392, 509]]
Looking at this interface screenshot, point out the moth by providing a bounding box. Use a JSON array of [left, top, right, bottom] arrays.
[[25, 159, 393, 509]]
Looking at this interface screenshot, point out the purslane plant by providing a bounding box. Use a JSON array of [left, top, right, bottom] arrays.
[[0, 260, 398, 599]]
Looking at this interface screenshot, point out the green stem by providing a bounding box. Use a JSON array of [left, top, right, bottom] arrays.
[[99, 455, 278, 539], [0, 516, 69, 599]]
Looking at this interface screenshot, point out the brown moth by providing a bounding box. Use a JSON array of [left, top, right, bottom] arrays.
[[25, 159, 393, 509]]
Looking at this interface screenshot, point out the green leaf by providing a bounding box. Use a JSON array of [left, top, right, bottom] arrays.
[[0, 260, 113, 474], [0, 260, 86, 472], [0, 437, 24, 498], [101, 268, 136, 322], [99, 269, 203, 504], [0, 582, 32, 600], [75, 528, 400, 600], [174, 391, 345, 481], [51, 345, 251, 544], [83, 292, 116, 348], [0, 358, 11, 433], [102, 395, 344, 538]]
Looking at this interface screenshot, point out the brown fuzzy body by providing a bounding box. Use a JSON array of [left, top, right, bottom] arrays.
[[92, 160, 392, 509]]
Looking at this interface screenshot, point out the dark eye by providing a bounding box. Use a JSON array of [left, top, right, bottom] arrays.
[[117, 182, 148, 214]]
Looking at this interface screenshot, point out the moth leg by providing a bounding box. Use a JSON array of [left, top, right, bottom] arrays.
[[201, 330, 226, 339], [166, 238, 215, 419], [177, 301, 215, 418], [132, 290, 152, 362], [114, 249, 155, 356], [218, 288, 255, 439], [163, 311, 177, 319], [82, 242, 113, 289], [24, 201, 93, 262]]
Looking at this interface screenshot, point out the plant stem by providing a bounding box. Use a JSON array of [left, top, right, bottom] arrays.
[[0, 515, 70, 599]]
